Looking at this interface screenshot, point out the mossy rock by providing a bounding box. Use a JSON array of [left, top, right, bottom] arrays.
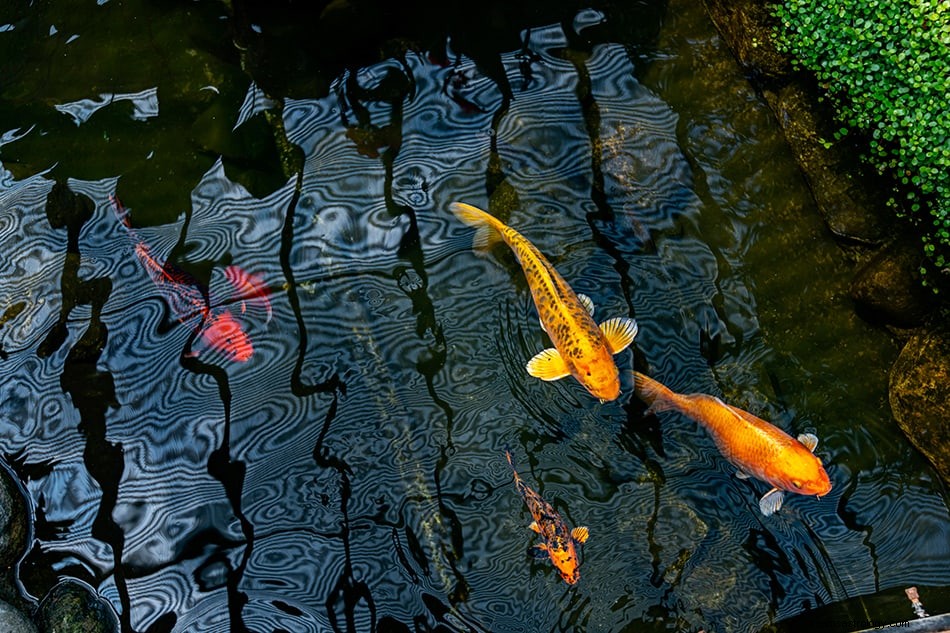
[[0, 599, 37, 633], [851, 240, 938, 328], [35, 580, 119, 633], [889, 324, 950, 485], [0, 461, 30, 605]]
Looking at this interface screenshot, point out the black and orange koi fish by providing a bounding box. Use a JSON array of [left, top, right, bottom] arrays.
[[506, 450, 589, 584]]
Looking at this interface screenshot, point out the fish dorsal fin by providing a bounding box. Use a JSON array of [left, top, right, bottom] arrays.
[[528, 521, 541, 534], [571, 526, 590, 544], [600, 317, 638, 354], [577, 294, 595, 316], [526, 348, 570, 381], [544, 294, 595, 332], [758, 488, 785, 516], [797, 433, 819, 452]]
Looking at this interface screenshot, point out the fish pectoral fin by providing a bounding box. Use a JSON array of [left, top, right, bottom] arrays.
[[600, 317, 638, 354], [735, 470, 751, 479], [758, 488, 785, 516], [571, 526, 590, 544], [530, 544, 550, 558], [526, 348, 571, 381], [797, 433, 819, 452], [528, 521, 542, 534], [577, 294, 595, 316]]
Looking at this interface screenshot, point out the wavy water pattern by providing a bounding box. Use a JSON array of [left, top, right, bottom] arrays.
[[0, 5, 948, 633]]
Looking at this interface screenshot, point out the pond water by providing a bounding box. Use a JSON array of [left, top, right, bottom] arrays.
[[1, 1, 949, 632]]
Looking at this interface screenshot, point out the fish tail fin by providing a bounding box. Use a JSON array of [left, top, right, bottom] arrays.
[[449, 202, 503, 254], [631, 371, 677, 415], [109, 194, 132, 228], [504, 448, 521, 482]]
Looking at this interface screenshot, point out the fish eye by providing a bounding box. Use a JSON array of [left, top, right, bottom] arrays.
[[792, 480, 803, 489]]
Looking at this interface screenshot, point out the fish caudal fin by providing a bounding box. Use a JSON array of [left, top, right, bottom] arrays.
[[526, 348, 570, 381], [571, 526, 590, 544], [448, 202, 503, 254], [632, 371, 677, 414], [759, 488, 785, 516], [601, 317, 638, 354]]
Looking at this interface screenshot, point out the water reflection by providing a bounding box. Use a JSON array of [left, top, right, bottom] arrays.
[[0, 2, 948, 633]]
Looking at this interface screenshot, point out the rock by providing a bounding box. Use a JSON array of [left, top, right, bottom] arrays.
[[851, 240, 938, 327], [701, 0, 792, 79], [0, 599, 37, 633], [889, 325, 950, 485], [0, 460, 30, 605], [764, 83, 890, 245], [35, 580, 120, 633]]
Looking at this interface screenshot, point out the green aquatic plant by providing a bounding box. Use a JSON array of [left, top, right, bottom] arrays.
[[772, 0, 950, 284]]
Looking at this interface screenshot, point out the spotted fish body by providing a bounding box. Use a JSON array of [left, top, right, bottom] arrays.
[[506, 451, 589, 585], [632, 371, 832, 515], [111, 196, 263, 363], [449, 202, 638, 401]]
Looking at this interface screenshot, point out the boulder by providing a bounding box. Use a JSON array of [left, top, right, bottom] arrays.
[[851, 240, 938, 328], [35, 580, 120, 633], [0, 460, 30, 606], [0, 599, 37, 633], [889, 325, 950, 484]]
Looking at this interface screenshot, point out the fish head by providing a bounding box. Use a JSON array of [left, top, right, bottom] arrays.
[[775, 446, 832, 497], [574, 356, 621, 402], [547, 538, 581, 585]]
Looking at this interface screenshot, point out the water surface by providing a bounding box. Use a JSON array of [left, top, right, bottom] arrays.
[[1, 1, 948, 632]]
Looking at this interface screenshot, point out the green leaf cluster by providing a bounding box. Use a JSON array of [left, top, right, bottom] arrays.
[[772, 0, 950, 278]]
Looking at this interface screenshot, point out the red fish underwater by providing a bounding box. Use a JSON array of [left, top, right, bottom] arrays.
[[506, 451, 589, 584], [111, 196, 269, 362], [632, 371, 832, 516]]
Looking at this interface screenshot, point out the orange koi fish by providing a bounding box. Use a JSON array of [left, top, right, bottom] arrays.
[[111, 196, 266, 363], [223, 265, 272, 323], [449, 202, 638, 402], [506, 451, 589, 585], [632, 371, 832, 515]]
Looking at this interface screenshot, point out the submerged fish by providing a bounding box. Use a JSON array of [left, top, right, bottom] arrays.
[[111, 195, 266, 362], [632, 371, 832, 515], [449, 202, 638, 401], [506, 451, 589, 585]]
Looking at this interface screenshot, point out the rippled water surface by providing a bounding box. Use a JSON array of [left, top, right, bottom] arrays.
[[1, 1, 949, 632]]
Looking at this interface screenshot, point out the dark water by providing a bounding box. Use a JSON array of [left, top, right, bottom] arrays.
[[1, 1, 949, 632]]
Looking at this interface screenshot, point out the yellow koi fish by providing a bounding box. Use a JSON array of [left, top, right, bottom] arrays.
[[449, 202, 638, 401], [506, 451, 589, 584], [632, 371, 832, 515]]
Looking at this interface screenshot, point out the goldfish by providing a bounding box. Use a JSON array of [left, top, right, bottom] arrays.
[[505, 451, 589, 585], [111, 195, 267, 363], [449, 202, 638, 401], [631, 371, 832, 516]]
